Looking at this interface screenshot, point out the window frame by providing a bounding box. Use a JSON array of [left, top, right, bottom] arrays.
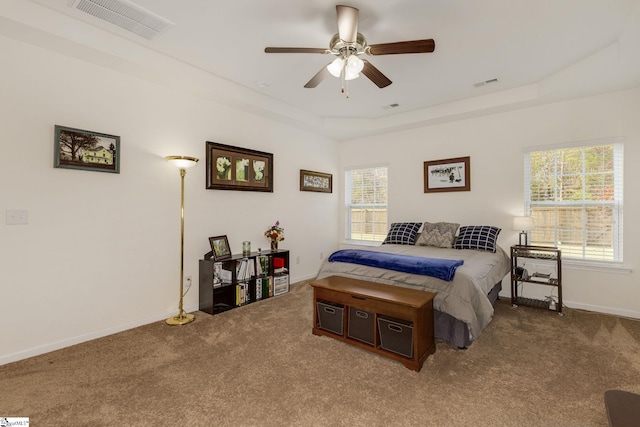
[[523, 137, 624, 265], [344, 164, 389, 243]]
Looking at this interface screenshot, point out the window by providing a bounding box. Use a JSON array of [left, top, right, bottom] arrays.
[[345, 166, 388, 242], [524, 139, 623, 262]]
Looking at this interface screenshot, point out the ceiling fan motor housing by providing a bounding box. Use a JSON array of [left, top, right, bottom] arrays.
[[330, 33, 367, 57]]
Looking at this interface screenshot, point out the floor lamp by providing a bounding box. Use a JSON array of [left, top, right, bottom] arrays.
[[165, 155, 199, 326]]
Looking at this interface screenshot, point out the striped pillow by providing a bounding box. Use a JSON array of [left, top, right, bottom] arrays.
[[382, 222, 422, 245], [454, 225, 501, 253]]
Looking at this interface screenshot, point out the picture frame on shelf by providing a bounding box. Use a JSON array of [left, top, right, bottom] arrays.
[[209, 235, 232, 260], [424, 156, 470, 193], [206, 141, 273, 192], [300, 169, 332, 193], [54, 125, 120, 174]]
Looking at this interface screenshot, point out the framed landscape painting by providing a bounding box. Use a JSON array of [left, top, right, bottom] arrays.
[[208, 235, 232, 260], [206, 141, 273, 192], [300, 169, 332, 193], [54, 125, 120, 173], [424, 156, 470, 193]]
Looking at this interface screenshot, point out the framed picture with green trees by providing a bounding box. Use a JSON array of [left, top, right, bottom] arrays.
[[54, 125, 120, 174]]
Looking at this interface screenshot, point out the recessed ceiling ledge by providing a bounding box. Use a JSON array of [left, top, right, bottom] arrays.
[[321, 84, 540, 138]]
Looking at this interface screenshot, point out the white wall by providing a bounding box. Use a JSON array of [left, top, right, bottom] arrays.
[[0, 35, 339, 364], [339, 87, 640, 318], [2, 28, 638, 365]]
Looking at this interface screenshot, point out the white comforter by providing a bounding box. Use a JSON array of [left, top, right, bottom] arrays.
[[316, 244, 510, 341]]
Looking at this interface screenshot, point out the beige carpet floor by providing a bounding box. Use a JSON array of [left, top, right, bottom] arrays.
[[1, 281, 639, 426]]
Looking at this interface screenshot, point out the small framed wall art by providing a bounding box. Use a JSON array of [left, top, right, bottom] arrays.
[[206, 141, 273, 192], [300, 169, 332, 193], [424, 156, 471, 193], [208, 235, 232, 260], [54, 125, 120, 173]]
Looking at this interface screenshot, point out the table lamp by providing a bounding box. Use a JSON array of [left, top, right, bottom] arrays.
[[513, 216, 535, 246]]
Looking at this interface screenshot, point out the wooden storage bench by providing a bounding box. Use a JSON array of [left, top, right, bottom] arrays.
[[310, 275, 436, 371]]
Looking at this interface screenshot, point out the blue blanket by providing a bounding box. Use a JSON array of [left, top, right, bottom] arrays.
[[328, 249, 464, 282]]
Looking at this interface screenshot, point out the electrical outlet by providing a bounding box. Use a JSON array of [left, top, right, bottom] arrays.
[[296, 256, 300, 264], [320, 252, 324, 260], [185, 275, 192, 285], [6, 209, 28, 225]]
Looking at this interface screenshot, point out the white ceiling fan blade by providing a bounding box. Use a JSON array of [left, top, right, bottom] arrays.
[[336, 5, 358, 44]]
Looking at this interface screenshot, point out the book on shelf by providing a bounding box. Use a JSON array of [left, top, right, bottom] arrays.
[[236, 259, 247, 280], [236, 259, 256, 281], [256, 256, 269, 276], [266, 276, 273, 297], [236, 282, 250, 305], [274, 267, 288, 275], [256, 278, 263, 300], [260, 276, 271, 298]]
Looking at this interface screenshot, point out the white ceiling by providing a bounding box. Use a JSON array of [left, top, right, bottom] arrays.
[[3, 0, 640, 139]]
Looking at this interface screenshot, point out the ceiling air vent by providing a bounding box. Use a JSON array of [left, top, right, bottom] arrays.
[[70, 0, 175, 40], [474, 78, 499, 88], [382, 103, 400, 110]]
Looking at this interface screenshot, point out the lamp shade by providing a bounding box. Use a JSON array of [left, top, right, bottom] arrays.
[[512, 216, 535, 231], [327, 57, 345, 77], [326, 55, 364, 80], [165, 155, 199, 169], [344, 55, 364, 80]]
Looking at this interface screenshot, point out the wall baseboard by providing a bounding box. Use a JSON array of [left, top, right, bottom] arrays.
[[291, 273, 317, 283], [562, 301, 640, 320], [0, 306, 198, 366], [498, 290, 640, 320], [1, 275, 317, 366]]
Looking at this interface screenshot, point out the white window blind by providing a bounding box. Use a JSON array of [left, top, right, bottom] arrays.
[[524, 139, 623, 262], [345, 166, 388, 242]]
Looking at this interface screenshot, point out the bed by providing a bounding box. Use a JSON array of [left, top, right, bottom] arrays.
[[315, 222, 511, 348]]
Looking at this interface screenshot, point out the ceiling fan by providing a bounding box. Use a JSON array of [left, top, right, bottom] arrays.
[[264, 5, 435, 95]]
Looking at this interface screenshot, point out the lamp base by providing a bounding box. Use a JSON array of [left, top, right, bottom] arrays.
[[166, 312, 195, 326], [518, 231, 529, 246]]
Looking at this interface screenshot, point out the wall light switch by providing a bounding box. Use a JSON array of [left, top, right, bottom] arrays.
[[6, 209, 29, 225]]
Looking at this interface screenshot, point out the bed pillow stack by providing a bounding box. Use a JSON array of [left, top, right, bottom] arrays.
[[415, 222, 460, 248], [453, 225, 501, 253], [382, 222, 422, 245]]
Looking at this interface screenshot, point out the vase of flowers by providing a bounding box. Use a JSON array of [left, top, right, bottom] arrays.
[[265, 220, 284, 251]]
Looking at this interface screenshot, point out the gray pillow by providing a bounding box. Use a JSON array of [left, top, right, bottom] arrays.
[[416, 222, 460, 248]]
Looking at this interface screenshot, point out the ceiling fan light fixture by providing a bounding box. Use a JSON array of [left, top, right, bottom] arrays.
[[344, 55, 364, 80], [327, 57, 345, 77]]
